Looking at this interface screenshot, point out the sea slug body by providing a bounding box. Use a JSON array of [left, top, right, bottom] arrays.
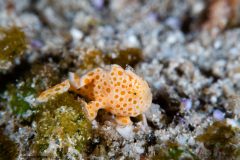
[[38, 64, 152, 125]]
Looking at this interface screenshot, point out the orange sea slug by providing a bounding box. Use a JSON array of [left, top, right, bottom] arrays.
[[38, 64, 152, 125]]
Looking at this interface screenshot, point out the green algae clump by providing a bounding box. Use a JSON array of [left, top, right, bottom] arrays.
[[33, 92, 92, 159], [0, 27, 26, 69], [153, 140, 198, 160], [5, 63, 62, 119], [8, 83, 35, 116], [195, 120, 240, 159], [0, 133, 19, 160]]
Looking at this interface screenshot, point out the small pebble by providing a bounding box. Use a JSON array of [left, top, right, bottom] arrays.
[[213, 109, 225, 121], [165, 17, 182, 29], [181, 98, 192, 110], [178, 117, 187, 125], [32, 39, 43, 48], [92, 0, 104, 9], [147, 12, 158, 22], [70, 28, 83, 40]]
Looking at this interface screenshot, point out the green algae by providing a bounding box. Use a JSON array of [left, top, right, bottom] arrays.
[[0, 27, 26, 69], [0, 133, 19, 160], [5, 63, 62, 118], [153, 141, 198, 160], [195, 120, 240, 159], [7, 83, 36, 116], [33, 92, 92, 158]]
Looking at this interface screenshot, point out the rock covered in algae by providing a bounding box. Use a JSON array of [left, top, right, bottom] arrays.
[[104, 47, 143, 68], [32, 92, 92, 159], [0, 133, 19, 160], [70, 47, 143, 75], [4, 63, 62, 119], [195, 120, 240, 159], [0, 27, 27, 71], [153, 140, 198, 160]]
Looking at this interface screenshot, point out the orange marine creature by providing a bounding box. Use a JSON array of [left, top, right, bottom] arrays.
[[38, 64, 152, 125]]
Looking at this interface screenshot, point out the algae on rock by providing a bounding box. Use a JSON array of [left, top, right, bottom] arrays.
[[0, 133, 19, 160], [195, 120, 240, 159], [5, 63, 62, 119], [33, 93, 92, 159], [0, 27, 27, 70], [153, 140, 198, 160], [71, 47, 143, 75], [105, 47, 143, 68]]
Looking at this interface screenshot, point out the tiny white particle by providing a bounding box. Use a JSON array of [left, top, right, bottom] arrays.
[[70, 28, 83, 40], [213, 109, 225, 121]]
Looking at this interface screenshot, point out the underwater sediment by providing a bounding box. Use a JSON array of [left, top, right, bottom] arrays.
[[0, 0, 240, 159]]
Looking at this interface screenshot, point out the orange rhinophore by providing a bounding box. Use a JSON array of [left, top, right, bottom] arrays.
[[38, 64, 152, 125]]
